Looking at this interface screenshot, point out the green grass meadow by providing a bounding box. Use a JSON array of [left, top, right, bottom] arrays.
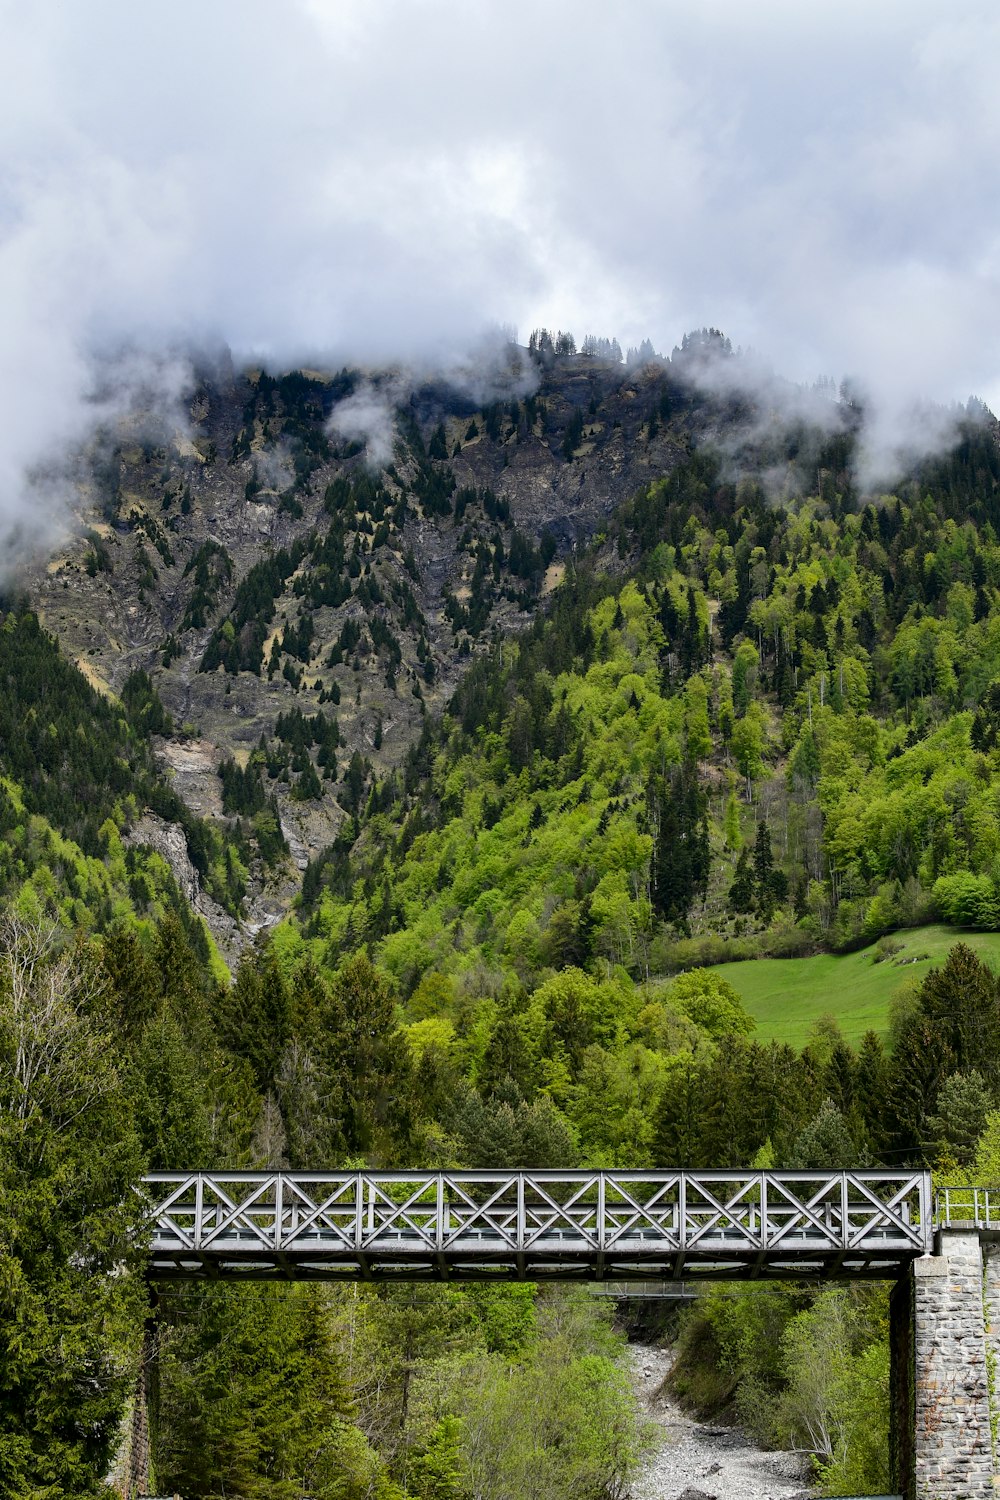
[[712, 925, 1000, 1049]]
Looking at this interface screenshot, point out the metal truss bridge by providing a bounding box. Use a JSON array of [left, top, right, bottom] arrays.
[[143, 1168, 932, 1283]]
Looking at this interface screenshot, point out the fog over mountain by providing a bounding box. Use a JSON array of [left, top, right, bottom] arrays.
[[2, 0, 1000, 550]]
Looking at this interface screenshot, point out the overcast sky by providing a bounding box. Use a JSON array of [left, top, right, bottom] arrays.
[[2, 0, 1000, 542]]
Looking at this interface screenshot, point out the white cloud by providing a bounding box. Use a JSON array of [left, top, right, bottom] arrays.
[[327, 381, 403, 468], [1, 0, 1000, 559]]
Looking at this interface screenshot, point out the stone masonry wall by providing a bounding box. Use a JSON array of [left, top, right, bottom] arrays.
[[913, 1231, 994, 1499], [982, 1244, 1000, 1475]]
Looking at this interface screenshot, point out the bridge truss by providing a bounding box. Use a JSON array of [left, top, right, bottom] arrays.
[[143, 1169, 932, 1282]]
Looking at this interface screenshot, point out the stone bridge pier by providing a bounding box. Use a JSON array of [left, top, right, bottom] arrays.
[[892, 1227, 1000, 1499]]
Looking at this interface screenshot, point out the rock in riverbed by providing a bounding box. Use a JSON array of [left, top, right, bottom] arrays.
[[627, 1344, 812, 1500]]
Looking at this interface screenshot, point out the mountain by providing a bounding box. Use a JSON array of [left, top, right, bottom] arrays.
[[9, 333, 1000, 1494], [21, 339, 754, 940], [17, 339, 1000, 966]]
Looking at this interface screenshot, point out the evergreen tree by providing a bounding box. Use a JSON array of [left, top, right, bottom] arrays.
[[0, 915, 145, 1491], [823, 1041, 857, 1119], [926, 1070, 993, 1164], [752, 820, 787, 919], [329, 952, 413, 1158], [132, 1013, 212, 1168], [885, 1016, 957, 1157], [478, 1014, 536, 1098], [100, 921, 162, 1038], [723, 791, 743, 850], [753, 819, 774, 890], [788, 1099, 860, 1169], [218, 942, 291, 1092], [921, 944, 1000, 1084], [650, 764, 710, 928], [728, 847, 755, 913], [854, 1031, 890, 1154], [156, 1284, 362, 1497], [651, 1060, 708, 1167]]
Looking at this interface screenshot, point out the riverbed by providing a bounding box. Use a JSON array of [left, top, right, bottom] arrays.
[[628, 1344, 812, 1500]]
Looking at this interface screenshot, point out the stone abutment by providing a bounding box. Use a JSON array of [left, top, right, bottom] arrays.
[[893, 1228, 1000, 1498]]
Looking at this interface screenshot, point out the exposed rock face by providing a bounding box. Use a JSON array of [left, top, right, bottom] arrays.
[[29, 354, 689, 872], [124, 813, 244, 962], [154, 737, 224, 820]]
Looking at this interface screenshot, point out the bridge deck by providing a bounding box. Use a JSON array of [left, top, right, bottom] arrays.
[[143, 1169, 932, 1282]]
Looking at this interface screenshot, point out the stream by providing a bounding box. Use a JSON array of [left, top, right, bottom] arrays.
[[628, 1344, 813, 1500]]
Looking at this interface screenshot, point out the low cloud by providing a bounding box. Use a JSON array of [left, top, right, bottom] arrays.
[[0, 346, 194, 577], [252, 441, 296, 495], [853, 394, 985, 495], [664, 338, 994, 495], [327, 332, 538, 469], [327, 380, 403, 469]]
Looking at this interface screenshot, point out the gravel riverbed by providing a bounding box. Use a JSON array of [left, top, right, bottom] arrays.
[[628, 1344, 813, 1500]]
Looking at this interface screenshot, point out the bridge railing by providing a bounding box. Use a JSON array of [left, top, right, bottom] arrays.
[[141, 1169, 932, 1280], [936, 1185, 1000, 1229]]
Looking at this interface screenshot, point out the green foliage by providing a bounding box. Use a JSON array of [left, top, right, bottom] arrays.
[[436, 1291, 649, 1500], [132, 1013, 213, 1168], [967, 1108, 1000, 1189], [302, 577, 688, 980], [331, 952, 414, 1156], [83, 529, 113, 576], [933, 870, 1000, 928], [121, 667, 174, 735], [787, 1099, 860, 1168], [0, 915, 146, 1491], [926, 1069, 992, 1164], [667, 968, 755, 1039], [156, 1280, 644, 1500], [887, 943, 1000, 1154], [731, 638, 759, 716], [777, 1289, 890, 1494], [650, 760, 709, 929], [156, 1284, 360, 1499], [450, 1083, 578, 1168], [562, 407, 585, 459], [220, 756, 268, 816], [406, 1415, 466, 1500], [672, 1283, 890, 1493], [723, 791, 742, 850], [19, 368, 1000, 1491], [218, 942, 291, 1092], [181, 539, 233, 630], [0, 609, 245, 919]]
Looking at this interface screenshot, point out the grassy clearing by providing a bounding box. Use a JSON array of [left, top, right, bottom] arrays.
[[712, 925, 1000, 1049]]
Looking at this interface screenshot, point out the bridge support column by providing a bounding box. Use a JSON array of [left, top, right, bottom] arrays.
[[910, 1231, 994, 1499]]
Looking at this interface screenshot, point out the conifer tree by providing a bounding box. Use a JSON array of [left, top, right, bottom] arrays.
[[788, 1099, 860, 1169], [0, 915, 145, 1490], [218, 942, 291, 1092], [926, 1070, 992, 1165], [728, 847, 754, 912]]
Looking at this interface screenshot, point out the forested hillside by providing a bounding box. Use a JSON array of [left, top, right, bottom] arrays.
[[29, 340, 700, 916], [7, 338, 1000, 1496], [287, 403, 1000, 987]]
